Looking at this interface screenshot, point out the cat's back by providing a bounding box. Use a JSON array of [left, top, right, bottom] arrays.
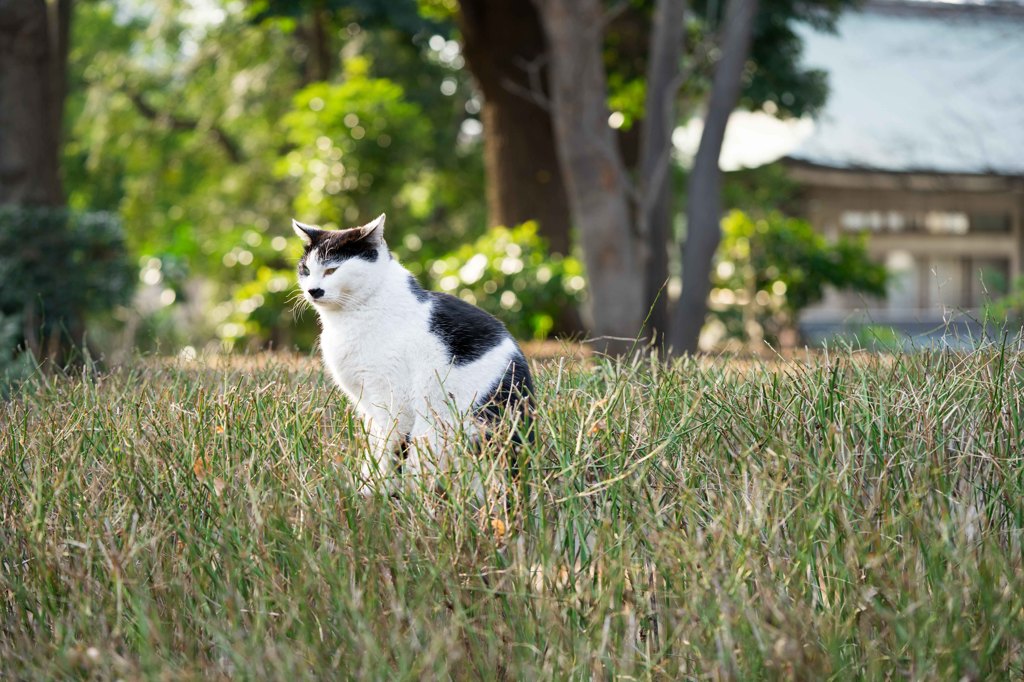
[[424, 291, 512, 366], [423, 289, 533, 415], [321, 267, 530, 408]]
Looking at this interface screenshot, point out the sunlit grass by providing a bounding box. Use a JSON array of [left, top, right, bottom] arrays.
[[2, 346, 1023, 678]]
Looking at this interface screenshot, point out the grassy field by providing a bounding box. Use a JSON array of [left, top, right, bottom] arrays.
[[2, 346, 1023, 679]]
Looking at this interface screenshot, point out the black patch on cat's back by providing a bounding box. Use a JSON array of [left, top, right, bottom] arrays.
[[428, 293, 507, 366], [407, 274, 430, 303], [476, 350, 535, 444]]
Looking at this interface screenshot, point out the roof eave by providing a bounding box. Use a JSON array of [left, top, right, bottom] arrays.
[[781, 157, 1024, 192]]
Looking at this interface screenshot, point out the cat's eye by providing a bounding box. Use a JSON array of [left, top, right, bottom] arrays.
[[299, 265, 309, 276], [324, 267, 337, 276]]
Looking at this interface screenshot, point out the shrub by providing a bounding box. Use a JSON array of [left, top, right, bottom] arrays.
[[984, 276, 1024, 330], [0, 206, 133, 363], [708, 209, 887, 347], [221, 265, 319, 351], [0, 312, 34, 397], [425, 222, 586, 340], [280, 59, 431, 236]]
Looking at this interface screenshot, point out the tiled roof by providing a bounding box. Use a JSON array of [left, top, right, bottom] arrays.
[[787, 0, 1024, 176]]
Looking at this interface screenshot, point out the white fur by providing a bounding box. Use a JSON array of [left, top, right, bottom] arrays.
[[295, 215, 521, 492]]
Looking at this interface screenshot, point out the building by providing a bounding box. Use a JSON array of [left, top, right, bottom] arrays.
[[784, 0, 1024, 341]]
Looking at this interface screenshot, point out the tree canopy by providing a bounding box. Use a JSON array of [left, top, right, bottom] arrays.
[[0, 0, 879, 360]]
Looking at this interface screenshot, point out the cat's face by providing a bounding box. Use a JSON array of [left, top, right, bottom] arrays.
[[293, 214, 387, 310]]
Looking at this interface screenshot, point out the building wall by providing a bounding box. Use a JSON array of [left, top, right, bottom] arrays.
[[789, 164, 1024, 333]]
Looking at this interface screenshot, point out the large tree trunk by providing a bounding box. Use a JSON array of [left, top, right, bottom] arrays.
[[458, 0, 573, 255], [0, 0, 76, 365], [643, 179, 672, 344], [296, 1, 332, 84], [535, 0, 646, 355], [671, 0, 759, 355], [636, 0, 685, 347], [0, 0, 64, 206]]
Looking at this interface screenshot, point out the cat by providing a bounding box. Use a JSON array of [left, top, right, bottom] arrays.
[[293, 213, 534, 493]]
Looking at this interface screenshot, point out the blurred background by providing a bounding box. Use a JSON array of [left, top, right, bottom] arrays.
[[1, 0, 1022, 374]]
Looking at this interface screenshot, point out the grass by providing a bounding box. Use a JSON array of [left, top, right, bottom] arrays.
[[2, 346, 1023, 679]]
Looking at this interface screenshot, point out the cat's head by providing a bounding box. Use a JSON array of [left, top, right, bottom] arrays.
[[293, 213, 388, 309]]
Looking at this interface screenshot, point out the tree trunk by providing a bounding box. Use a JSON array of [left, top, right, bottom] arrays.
[[308, 2, 331, 82], [643, 177, 672, 344], [0, 0, 77, 365], [458, 0, 572, 255], [671, 0, 759, 355], [50, 0, 71, 151], [535, 0, 645, 355], [0, 0, 64, 206], [636, 0, 685, 347], [294, 1, 332, 85]]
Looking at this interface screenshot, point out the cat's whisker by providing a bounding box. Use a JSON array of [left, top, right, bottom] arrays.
[[285, 289, 312, 321]]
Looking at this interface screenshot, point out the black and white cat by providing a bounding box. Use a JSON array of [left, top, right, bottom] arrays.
[[293, 214, 533, 492]]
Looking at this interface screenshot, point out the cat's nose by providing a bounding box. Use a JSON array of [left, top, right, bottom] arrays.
[[308, 288, 324, 299]]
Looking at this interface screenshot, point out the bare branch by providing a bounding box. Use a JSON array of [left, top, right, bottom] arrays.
[[600, 0, 631, 27], [637, 67, 689, 224], [121, 88, 244, 163], [635, 0, 687, 235], [501, 54, 552, 111], [500, 78, 551, 111]]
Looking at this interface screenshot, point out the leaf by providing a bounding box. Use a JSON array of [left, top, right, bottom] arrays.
[[490, 517, 506, 540], [193, 455, 211, 481]]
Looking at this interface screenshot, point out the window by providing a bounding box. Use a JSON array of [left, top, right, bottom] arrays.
[[885, 249, 919, 311], [923, 212, 968, 235], [841, 211, 906, 232], [970, 213, 1011, 233], [841, 210, 1009, 235]]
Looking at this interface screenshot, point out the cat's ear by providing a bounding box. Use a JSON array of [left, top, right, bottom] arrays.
[[358, 213, 386, 247], [292, 219, 324, 245]]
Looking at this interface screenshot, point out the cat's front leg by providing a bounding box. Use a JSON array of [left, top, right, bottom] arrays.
[[404, 419, 487, 501], [402, 422, 447, 486], [356, 420, 402, 495]]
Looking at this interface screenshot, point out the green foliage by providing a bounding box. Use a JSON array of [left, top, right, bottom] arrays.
[[722, 162, 800, 216], [249, 0, 440, 36], [221, 264, 317, 350], [0, 207, 134, 360], [3, 351, 1024, 677], [606, 74, 646, 130], [689, 0, 853, 119], [984, 276, 1024, 326], [0, 313, 34, 397], [741, 0, 833, 118], [68, 3, 299, 264], [709, 209, 887, 346], [425, 222, 586, 340], [281, 61, 431, 228], [65, 1, 486, 351], [416, 0, 458, 22], [66, 1, 303, 353]]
